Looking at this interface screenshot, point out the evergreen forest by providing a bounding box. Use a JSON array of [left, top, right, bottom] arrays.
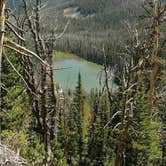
[[0, 0, 166, 166]]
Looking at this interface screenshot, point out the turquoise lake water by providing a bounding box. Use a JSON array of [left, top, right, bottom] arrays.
[[54, 56, 116, 91]]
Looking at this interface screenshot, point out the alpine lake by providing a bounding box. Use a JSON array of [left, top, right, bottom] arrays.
[[54, 52, 116, 92]]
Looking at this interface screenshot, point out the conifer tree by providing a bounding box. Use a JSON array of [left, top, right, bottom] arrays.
[[87, 91, 114, 166], [65, 72, 90, 165], [1, 47, 30, 156], [75, 72, 90, 165], [125, 84, 161, 166]]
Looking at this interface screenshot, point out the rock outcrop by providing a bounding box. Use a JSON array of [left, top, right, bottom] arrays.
[[0, 143, 27, 166]]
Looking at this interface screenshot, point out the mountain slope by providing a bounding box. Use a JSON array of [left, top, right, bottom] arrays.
[[44, 0, 143, 64], [7, 0, 144, 64], [47, 0, 142, 24]]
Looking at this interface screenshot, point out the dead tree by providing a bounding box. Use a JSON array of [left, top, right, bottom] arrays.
[[0, 0, 5, 65], [20, 0, 66, 164], [114, 1, 166, 165], [0, 0, 6, 144], [114, 54, 141, 166], [148, 0, 166, 116], [148, 0, 160, 116], [0, 0, 47, 144], [0, 0, 53, 164], [114, 27, 150, 165]]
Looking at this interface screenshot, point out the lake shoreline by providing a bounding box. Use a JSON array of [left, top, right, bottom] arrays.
[[54, 51, 103, 66], [53, 51, 117, 92]]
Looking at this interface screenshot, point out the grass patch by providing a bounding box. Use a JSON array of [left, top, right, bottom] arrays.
[[54, 51, 82, 61]]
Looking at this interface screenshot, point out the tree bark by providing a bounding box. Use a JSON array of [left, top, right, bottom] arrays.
[[0, 0, 5, 63], [148, 0, 159, 116], [115, 120, 132, 166], [0, 0, 6, 144]]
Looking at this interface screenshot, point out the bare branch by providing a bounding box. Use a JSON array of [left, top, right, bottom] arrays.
[[5, 21, 25, 41], [4, 39, 49, 66], [6, 21, 25, 33], [3, 51, 32, 92], [55, 21, 70, 40]]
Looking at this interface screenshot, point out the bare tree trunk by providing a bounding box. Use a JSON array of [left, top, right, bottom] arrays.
[[21, 0, 58, 164], [0, 0, 6, 144], [47, 40, 57, 140], [115, 60, 135, 166], [0, 0, 5, 63], [148, 0, 159, 117], [114, 26, 144, 166], [115, 119, 132, 166]]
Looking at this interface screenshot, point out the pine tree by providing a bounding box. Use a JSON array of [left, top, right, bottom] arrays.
[[75, 72, 91, 165], [1, 48, 30, 153], [87, 91, 114, 166], [125, 85, 161, 166], [65, 72, 90, 165]]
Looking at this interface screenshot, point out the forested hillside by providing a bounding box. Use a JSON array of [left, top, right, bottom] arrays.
[[1, 0, 166, 166], [7, 0, 143, 65], [45, 0, 143, 65]]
